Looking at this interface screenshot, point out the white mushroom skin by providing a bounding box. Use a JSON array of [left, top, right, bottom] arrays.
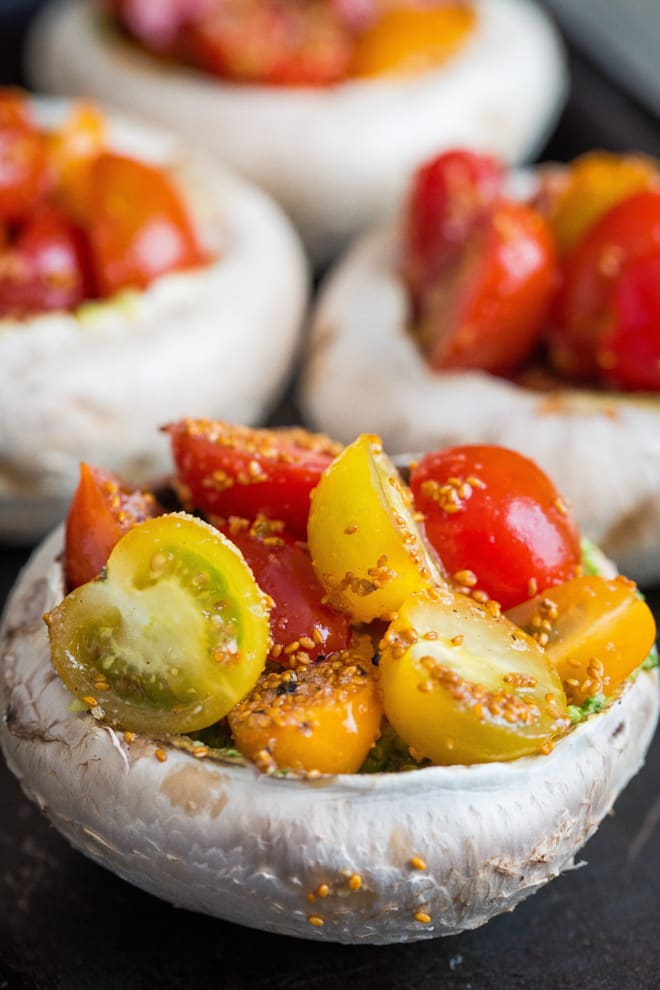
[[27, 0, 566, 261], [300, 225, 660, 585], [1, 528, 657, 944], [0, 100, 308, 542]]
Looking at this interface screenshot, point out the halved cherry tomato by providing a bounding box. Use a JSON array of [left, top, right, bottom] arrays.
[[308, 434, 443, 622], [221, 516, 351, 665], [168, 419, 342, 541], [349, 4, 476, 79], [416, 200, 556, 374], [535, 151, 658, 256], [65, 463, 162, 590], [507, 575, 656, 705], [229, 652, 382, 774], [596, 252, 660, 391], [112, 0, 207, 54], [180, 0, 353, 86], [0, 120, 49, 224], [48, 102, 107, 219], [0, 206, 95, 319], [409, 445, 581, 611], [46, 513, 271, 735], [378, 587, 568, 764], [403, 149, 503, 307], [550, 189, 660, 379], [0, 88, 34, 129], [87, 152, 204, 295]]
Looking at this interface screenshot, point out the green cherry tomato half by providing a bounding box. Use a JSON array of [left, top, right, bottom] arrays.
[[45, 512, 271, 734], [379, 587, 568, 764], [307, 434, 444, 623]]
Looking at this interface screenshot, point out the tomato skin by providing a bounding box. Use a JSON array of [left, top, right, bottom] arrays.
[[167, 419, 341, 541], [87, 152, 205, 295], [550, 189, 660, 379], [220, 519, 351, 665], [409, 445, 581, 611], [403, 149, 503, 307], [0, 206, 95, 319], [0, 124, 49, 224], [65, 463, 161, 590], [417, 201, 556, 375], [597, 252, 660, 391]]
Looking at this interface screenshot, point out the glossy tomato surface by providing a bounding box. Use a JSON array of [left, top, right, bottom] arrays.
[[409, 445, 581, 610], [168, 420, 342, 541], [550, 189, 660, 379], [417, 201, 556, 374], [0, 206, 95, 319], [220, 518, 351, 666], [65, 463, 161, 590], [87, 152, 204, 295], [597, 251, 660, 390]]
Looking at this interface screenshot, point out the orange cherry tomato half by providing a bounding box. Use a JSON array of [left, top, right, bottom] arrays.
[[417, 201, 556, 375], [0, 88, 34, 129], [507, 575, 656, 705], [65, 463, 162, 590], [87, 152, 205, 296], [167, 419, 342, 541], [550, 189, 660, 379], [220, 517, 351, 665], [409, 445, 581, 611], [403, 149, 504, 307], [0, 206, 95, 319], [597, 251, 660, 391], [228, 653, 383, 774]]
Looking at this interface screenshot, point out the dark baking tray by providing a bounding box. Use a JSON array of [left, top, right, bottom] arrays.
[[1, 5, 660, 987]]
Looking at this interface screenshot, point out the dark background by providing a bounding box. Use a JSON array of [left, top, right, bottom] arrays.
[[1, 2, 660, 988]]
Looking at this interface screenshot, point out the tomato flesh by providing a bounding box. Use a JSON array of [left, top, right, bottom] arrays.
[[87, 152, 204, 295], [403, 149, 503, 308], [220, 517, 351, 665], [229, 652, 382, 774], [378, 588, 568, 764], [410, 445, 581, 610], [46, 513, 271, 735], [416, 200, 556, 374], [507, 575, 657, 705], [308, 434, 443, 622], [65, 463, 162, 590], [168, 419, 341, 541]]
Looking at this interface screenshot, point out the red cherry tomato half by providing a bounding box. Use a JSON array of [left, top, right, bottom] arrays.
[[111, 0, 206, 54], [87, 152, 205, 296], [167, 420, 342, 541], [0, 122, 49, 224], [550, 189, 660, 379], [403, 149, 503, 306], [65, 463, 162, 589], [417, 201, 556, 375], [0, 206, 95, 319], [221, 518, 351, 665], [0, 88, 34, 129], [409, 445, 581, 610], [597, 251, 660, 391]]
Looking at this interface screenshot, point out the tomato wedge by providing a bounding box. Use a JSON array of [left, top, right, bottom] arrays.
[[378, 587, 568, 764], [46, 513, 271, 735], [65, 463, 162, 590], [229, 653, 382, 774], [307, 434, 443, 622], [168, 419, 342, 541], [410, 445, 581, 611], [507, 575, 656, 705], [221, 517, 351, 666]]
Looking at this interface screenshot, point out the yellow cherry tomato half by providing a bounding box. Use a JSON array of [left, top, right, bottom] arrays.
[[349, 4, 476, 79], [379, 587, 568, 764], [228, 653, 383, 775], [506, 575, 656, 705], [45, 512, 271, 734], [537, 151, 658, 255], [307, 434, 443, 623]]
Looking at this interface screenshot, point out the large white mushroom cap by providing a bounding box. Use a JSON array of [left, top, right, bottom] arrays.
[[27, 0, 567, 260], [0, 528, 657, 944], [299, 224, 660, 585], [0, 99, 308, 542]]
